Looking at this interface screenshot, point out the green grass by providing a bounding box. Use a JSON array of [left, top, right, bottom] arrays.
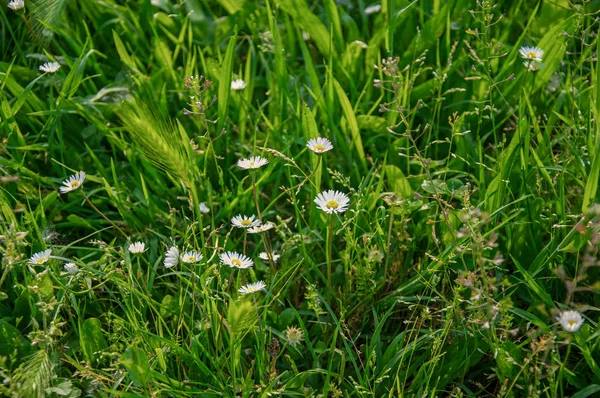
[[1, 0, 600, 396]]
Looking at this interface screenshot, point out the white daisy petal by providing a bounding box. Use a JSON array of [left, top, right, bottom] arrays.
[[181, 250, 203, 264], [314, 190, 350, 214], [199, 202, 210, 214], [238, 280, 266, 295], [259, 252, 280, 263], [220, 251, 253, 269], [29, 249, 52, 265], [128, 241, 146, 254], [306, 137, 333, 154], [237, 156, 268, 170], [231, 79, 246, 90], [164, 246, 179, 268], [231, 214, 261, 229], [365, 4, 381, 14], [7, 0, 24, 11], [248, 222, 274, 234], [39, 62, 61, 73], [64, 262, 79, 274], [59, 171, 86, 194], [558, 310, 584, 333], [519, 46, 544, 62]]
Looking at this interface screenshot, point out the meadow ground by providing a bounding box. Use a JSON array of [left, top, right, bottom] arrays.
[[1, 0, 600, 396]]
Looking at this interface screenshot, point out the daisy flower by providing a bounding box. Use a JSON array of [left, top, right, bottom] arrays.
[[237, 156, 268, 170], [29, 249, 52, 265], [523, 61, 543, 72], [314, 190, 350, 214], [231, 214, 261, 229], [39, 62, 61, 74], [519, 46, 543, 62], [306, 137, 333, 154], [558, 310, 584, 333], [199, 202, 210, 214], [181, 250, 203, 264], [238, 280, 266, 295], [365, 4, 381, 14], [248, 222, 274, 234], [128, 242, 146, 254], [59, 171, 85, 194], [285, 325, 304, 347], [259, 252, 280, 263], [7, 0, 24, 11], [64, 262, 79, 275], [231, 79, 246, 90], [164, 246, 179, 268], [220, 251, 253, 269]]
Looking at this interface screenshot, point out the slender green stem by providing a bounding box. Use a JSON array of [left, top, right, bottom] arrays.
[[81, 190, 127, 238], [327, 214, 333, 297], [251, 172, 262, 220]]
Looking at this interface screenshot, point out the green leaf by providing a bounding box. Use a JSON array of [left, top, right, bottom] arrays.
[[511, 255, 554, 309], [582, 148, 600, 213], [333, 78, 366, 169], [572, 385, 600, 398], [121, 346, 151, 387], [384, 165, 412, 198], [80, 318, 108, 365]]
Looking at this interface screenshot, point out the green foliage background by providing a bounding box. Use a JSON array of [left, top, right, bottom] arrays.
[[1, 0, 600, 396]]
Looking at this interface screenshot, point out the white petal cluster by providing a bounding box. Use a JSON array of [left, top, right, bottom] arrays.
[[558, 310, 584, 333], [306, 137, 333, 154], [232, 214, 261, 229], [220, 251, 253, 269], [248, 222, 274, 234], [181, 251, 203, 264], [29, 249, 52, 265], [259, 252, 280, 263], [231, 79, 246, 90], [59, 171, 86, 194], [238, 280, 266, 295], [314, 190, 350, 214], [128, 242, 146, 254], [40, 62, 61, 73], [237, 156, 268, 170], [8, 0, 24, 11], [164, 246, 179, 268]]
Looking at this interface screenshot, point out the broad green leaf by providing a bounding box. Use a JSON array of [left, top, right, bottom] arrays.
[[333, 78, 366, 169], [80, 318, 108, 365], [121, 346, 151, 387]]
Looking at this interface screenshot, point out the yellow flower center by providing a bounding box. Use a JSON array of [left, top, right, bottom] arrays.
[[231, 259, 241, 267], [35, 258, 46, 265], [326, 200, 339, 209], [314, 144, 325, 151], [526, 51, 537, 59], [241, 219, 252, 226], [184, 255, 194, 262], [70, 180, 80, 188], [568, 320, 577, 327], [249, 162, 255, 167]]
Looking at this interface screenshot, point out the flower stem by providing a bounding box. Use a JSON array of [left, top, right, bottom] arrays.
[[251, 172, 262, 220], [327, 214, 334, 297], [81, 190, 127, 238]]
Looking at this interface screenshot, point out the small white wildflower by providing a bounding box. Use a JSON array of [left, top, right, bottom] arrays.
[[64, 262, 78, 275], [7, 0, 24, 11], [128, 242, 146, 254], [199, 202, 210, 214], [306, 137, 333, 154], [353, 40, 368, 49], [231, 214, 261, 229], [39, 62, 61, 73], [220, 251, 253, 269], [519, 46, 543, 62], [259, 252, 280, 263], [29, 249, 51, 265], [164, 246, 179, 268], [285, 325, 304, 347], [59, 171, 85, 194], [523, 60, 543, 72], [365, 4, 381, 14], [181, 251, 203, 264], [237, 156, 268, 170], [231, 79, 246, 90], [558, 310, 584, 333], [248, 222, 274, 234], [367, 248, 384, 263], [314, 190, 350, 214], [238, 280, 266, 295]]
